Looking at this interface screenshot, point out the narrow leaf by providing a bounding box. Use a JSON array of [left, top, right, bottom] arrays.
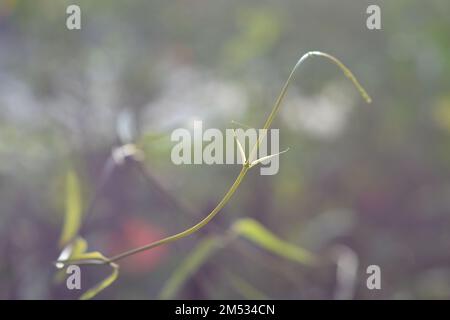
[[69, 251, 109, 265], [56, 239, 109, 268], [226, 271, 269, 300], [55, 237, 117, 299], [59, 170, 82, 248], [80, 263, 119, 300], [159, 237, 221, 299], [54, 237, 88, 282], [55, 237, 88, 269], [249, 148, 290, 168], [232, 129, 247, 164], [232, 218, 316, 266]]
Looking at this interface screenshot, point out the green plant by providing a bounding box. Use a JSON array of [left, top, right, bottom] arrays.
[[55, 51, 371, 299], [159, 218, 317, 299]]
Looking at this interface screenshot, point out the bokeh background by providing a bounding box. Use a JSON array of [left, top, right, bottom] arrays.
[[1, 0, 450, 299]]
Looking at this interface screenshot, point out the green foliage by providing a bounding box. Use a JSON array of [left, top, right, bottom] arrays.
[[80, 262, 120, 300], [56, 236, 120, 299], [56, 169, 120, 299], [59, 170, 82, 248], [232, 218, 316, 266], [226, 271, 269, 300], [159, 217, 315, 299], [159, 237, 222, 299]]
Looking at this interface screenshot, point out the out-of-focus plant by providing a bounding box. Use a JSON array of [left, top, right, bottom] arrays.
[[55, 171, 119, 300], [55, 51, 371, 299]]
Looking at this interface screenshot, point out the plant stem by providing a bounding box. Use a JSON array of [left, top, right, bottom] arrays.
[[248, 51, 371, 163]]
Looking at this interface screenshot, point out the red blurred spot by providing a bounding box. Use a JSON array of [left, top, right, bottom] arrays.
[[109, 218, 168, 274]]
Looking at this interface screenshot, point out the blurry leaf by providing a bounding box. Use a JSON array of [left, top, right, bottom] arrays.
[[56, 237, 88, 266], [55, 237, 117, 299], [232, 218, 316, 266], [55, 239, 107, 273], [56, 238, 107, 267], [54, 237, 89, 281], [59, 170, 82, 248], [80, 263, 120, 300], [232, 129, 247, 164], [159, 237, 222, 299], [54, 169, 117, 299], [71, 237, 88, 257], [70, 251, 109, 264], [226, 271, 269, 300], [433, 95, 450, 132]]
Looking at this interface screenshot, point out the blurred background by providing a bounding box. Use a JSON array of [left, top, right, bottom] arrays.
[[1, 0, 450, 299]]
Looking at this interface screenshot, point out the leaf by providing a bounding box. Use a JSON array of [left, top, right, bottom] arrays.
[[232, 129, 247, 164], [232, 218, 316, 266], [55, 237, 107, 281], [54, 237, 117, 299], [55, 237, 88, 270], [57, 243, 110, 266], [59, 170, 83, 248], [54, 237, 88, 282], [71, 237, 88, 256], [159, 237, 222, 299], [249, 148, 289, 168], [69, 251, 109, 265], [80, 263, 120, 300]]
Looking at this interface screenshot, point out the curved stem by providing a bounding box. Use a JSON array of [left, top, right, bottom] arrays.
[[105, 51, 372, 264], [249, 51, 371, 162]]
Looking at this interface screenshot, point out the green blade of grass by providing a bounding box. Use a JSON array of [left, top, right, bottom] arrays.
[[55, 238, 120, 300], [159, 237, 222, 299], [59, 170, 82, 248], [80, 263, 120, 300], [232, 218, 317, 266], [226, 271, 269, 300], [54, 237, 88, 283]]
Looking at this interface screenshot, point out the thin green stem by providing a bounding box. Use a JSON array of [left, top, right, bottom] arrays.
[[79, 50, 371, 266]]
